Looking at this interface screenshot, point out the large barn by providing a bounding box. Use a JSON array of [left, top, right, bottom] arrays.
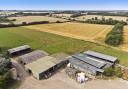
[[68, 50, 117, 76], [7, 45, 31, 57], [18, 50, 49, 65], [25, 56, 68, 80]]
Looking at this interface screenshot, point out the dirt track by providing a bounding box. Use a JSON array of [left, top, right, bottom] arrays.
[[19, 69, 128, 89]]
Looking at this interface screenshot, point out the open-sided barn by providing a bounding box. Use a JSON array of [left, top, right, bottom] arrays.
[[25, 56, 68, 80], [68, 51, 117, 76], [7, 45, 31, 57], [18, 50, 49, 65]]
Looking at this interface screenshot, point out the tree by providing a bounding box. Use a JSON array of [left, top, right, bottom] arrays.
[[94, 17, 98, 20], [22, 22, 27, 25]]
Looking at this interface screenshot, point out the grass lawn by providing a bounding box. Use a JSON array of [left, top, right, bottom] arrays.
[[0, 27, 128, 66]]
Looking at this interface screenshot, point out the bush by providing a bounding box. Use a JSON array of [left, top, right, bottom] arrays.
[[22, 22, 27, 25], [114, 67, 123, 78], [56, 20, 63, 23], [0, 76, 6, 89], [104, 67, 114, 76]]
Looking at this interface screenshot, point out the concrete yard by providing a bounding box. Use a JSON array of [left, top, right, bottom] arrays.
[[19, 69, 128, 89]]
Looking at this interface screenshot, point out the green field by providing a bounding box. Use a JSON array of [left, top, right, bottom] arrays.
[[0, 27, 128, 66]]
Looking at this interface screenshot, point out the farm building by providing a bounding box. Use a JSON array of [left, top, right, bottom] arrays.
[[18, 50, 49, 65], [7, 45, 31, 57], [25, 56, 68, 80], [68, 50, 117, 76]]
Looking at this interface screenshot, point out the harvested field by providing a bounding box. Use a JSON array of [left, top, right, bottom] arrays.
[[25, 22, 112, 42], [76, 15, 128, 21], [119, 26, 128, 51], [19, 69, 128, 89], [8, 16, 68, 24]]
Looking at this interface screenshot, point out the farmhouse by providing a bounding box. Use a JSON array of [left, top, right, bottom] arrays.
[[68, 50, 117, 76], [25, 56, 68, 80], [18, 50, 49, 65], [7, 45, 31, 57]]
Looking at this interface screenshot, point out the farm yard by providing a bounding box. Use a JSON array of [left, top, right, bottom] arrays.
[[19, 69, 128, 89], [0, 26, 128, 67], [24, 22, 113, 43], [76, 15, 128, 22], [8, 16, 68, 24]]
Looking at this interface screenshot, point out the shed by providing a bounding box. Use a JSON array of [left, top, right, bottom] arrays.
[[84, 50, 117, 63], [25, 56, 68, 80], [18, 50, 49, 65], [8, 45, 31, 57]]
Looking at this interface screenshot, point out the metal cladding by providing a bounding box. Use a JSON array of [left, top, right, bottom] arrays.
[[72, 54, 106, 68], [8, 45, 31, 54], [69, 50, 117, 75], [84, 50, 117, 63], [19, 50, 49, 64]]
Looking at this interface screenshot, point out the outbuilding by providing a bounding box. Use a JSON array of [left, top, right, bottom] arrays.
[[18, 50, 49, 65], [25, 56, 68, 80], [68, 50, 118, 76], [7, 45, 31, 57]]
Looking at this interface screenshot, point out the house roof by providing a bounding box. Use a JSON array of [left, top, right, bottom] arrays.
[[19, 50, 49, 64], [84, 50, 117, 63], [72, 53, 106, 68], [8, 45, 31, 54]]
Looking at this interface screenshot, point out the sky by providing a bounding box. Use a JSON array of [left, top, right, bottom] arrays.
[[0, 0, 128, 10]]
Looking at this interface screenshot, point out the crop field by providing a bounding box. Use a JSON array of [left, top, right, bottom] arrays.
[[24, 22, 112, 43], [119, 26, 128, 51], [8, 16, 68, 24], [0, 26, 128, 66], [76, 15, 128, 21]]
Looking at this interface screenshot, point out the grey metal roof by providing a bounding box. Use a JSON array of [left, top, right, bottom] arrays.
[[8, 45, 31, 54], [19, 50, 49, 64], [84, 50, 117, 63], [72, 54, 106, 68], [69, 57, 104, 75], [25, 55, 67, 74]]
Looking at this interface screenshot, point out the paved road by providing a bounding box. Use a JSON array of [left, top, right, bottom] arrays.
[[11, 59, 28, 81]]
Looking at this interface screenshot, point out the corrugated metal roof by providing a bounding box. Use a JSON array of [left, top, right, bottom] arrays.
[[8, 45, 31, 54], [69, 57, 104, 74], [25, 56, 56, 74], [19, 50, 49, 64], [72, 54, 106, 68], [84, 50, 117, 63], [25, 56, 61, 74]]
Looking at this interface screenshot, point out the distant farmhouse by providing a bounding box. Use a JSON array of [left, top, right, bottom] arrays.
[[68, 50, 117, 76]]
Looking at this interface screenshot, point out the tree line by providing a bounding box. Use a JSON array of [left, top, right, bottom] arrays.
[[73, 17, 127, 25], [105, 23, 124, 46]]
